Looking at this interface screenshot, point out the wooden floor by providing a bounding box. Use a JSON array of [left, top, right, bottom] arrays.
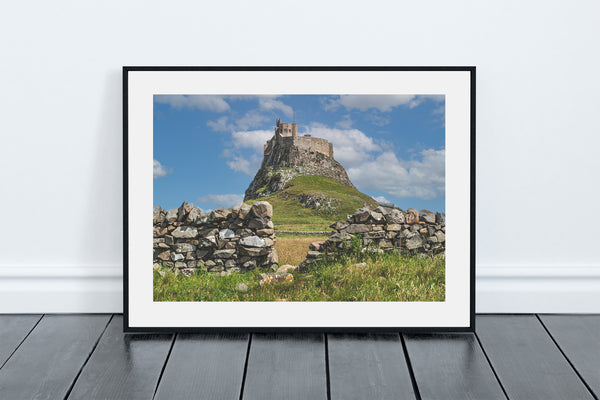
[[0, 315, 598, 400]]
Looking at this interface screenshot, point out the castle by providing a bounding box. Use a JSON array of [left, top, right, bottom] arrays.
[[263, 119, 334, 160], [244, 120, 355, 201]]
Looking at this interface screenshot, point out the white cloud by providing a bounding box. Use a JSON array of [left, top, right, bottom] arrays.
[[208, 110, 270, 132], [432, 104, 446, 127], [221, 129, 273, 175], [373, 196, 394, 206], [207, 116, 230, 131], [325, 95, 444, 112], [259, 97, 293, 117], [153, 159, 170, 179], [336, 114, 353, 129], [197, 194, 244, 208], [231, 130, 273, 152], [226, 156, 253, 175], [226, 154, 262, 175], [348, 149, 445, 200], [303, 124, 381, 168], [235, 111, 269, 130], [367, 112, 391, 127], [155, 95, 230, 112]]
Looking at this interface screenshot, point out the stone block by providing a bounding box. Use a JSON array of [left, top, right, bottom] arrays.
[[173, 243, 196, 253], [330, 220, 349, 231], [213, 249, 235, 259], [256, 228, 274, 236], [385, 209, 405, 224], [240, 235, 266, 248], [420, 210, 436, 224], [172, 226, 198, 239], [251, 201, 273, 218], [219, 229, 235, 239], [346, 224, 370, 234]]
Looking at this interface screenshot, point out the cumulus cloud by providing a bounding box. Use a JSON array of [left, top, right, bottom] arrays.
[[303, 124, 381, 168], [324, 95, 444, 112], [432, 104, 446, 127], [226, 154, 262, 175], [366, 112, 391, 127], [226, 156, 252, 175], [207, 116, 230, 131], [235, 110, 269, 130], [373, 196, 394, 207], [231, 130, 273, 152], [207, 105, 274, 132], [155, 95, 230, 112], [348, 149, 445, 200], [197, 194, 244, 208], [336, 114, 353, 129], [153, 159, 170, 179], [259, 97, 293, 117], [220, 126, 274, 175], [208, 112, 267, 132]]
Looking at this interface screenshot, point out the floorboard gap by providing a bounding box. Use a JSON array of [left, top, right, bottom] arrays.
[[237, 333, 252, 400], [0, 314, 44, 371], [400, 333, 422, 400], [324, 334, 331, 400], [152, 333, 177, 400], [535, 314, 598, 400], [473, 330, 510, 400], [63, 314, 114, 400]]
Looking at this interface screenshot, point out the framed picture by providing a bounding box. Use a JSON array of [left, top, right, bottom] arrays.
[[124, 67, 475, 332]]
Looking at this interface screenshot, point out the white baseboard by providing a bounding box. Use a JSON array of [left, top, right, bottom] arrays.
[[476, 266, 600, 313], [1, 265, 599, 313], [0, 266, 123, 313]]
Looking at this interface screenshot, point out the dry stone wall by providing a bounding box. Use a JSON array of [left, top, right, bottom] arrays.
[[303, 206, 446, 267], [153, 201, 278, 276]]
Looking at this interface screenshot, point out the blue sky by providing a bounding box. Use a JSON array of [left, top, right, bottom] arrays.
[[154, 95, 445, 212]]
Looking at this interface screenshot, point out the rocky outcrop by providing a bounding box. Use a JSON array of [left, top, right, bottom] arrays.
[[244, 135, 355, 201], [153, 201, 278, 276], [301, 206, 446, 268]]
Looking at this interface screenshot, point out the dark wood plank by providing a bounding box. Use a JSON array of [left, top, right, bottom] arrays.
[[0, 314, 41, 368], [66, 315, 173, 400], [404, 333, 506, 400], [539, 314, 600, 398], [242, 333, 327, 400], [476, 315, 594, 400], [328, 333, 415, 400], [154, 333, 249, 400], [0, 314, 110, 400]]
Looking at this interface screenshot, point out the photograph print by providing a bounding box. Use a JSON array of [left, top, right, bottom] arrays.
[[125, 67, 474, 330], [152, 94, 446, 302]]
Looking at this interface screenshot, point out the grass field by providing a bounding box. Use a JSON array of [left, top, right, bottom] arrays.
[[153, 250, 445, 302], [249, 175, 378, 231]]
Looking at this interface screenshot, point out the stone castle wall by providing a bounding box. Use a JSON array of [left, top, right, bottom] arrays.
[[153, 201, 278, 276], [281, 136, 333, 158], [302, 206, 446, 267]]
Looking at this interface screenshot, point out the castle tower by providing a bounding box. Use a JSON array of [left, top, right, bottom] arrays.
[[275, 118, 298, 138]]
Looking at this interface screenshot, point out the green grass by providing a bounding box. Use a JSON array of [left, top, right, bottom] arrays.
[[248, 175, 378, 231], [153, 251, 445, 302]]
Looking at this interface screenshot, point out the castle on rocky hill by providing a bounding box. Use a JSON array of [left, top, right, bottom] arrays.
[[263, 119, 334, 160], [244, 119, 355, 201]]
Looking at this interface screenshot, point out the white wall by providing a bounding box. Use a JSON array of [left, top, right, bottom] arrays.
[[1, 0, 599, 313]]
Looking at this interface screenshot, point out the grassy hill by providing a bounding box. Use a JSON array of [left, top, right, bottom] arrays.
[[248, 175, 378, 231]]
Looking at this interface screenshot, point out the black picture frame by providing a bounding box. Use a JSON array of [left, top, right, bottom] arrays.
[[123, 66, 475, 333]]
